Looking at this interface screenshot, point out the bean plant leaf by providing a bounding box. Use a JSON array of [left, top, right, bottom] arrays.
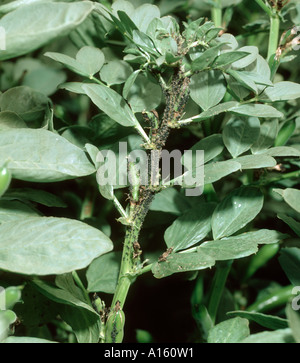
[[0, 200, 39, 223], [122, 70, 141, 99], [86, 251, 122, 294], [211, 186, 264, 240], [46, 46, 105, 79], [0, 129, 95, 182], [180, 135, 223, 185], [207, 317, 250, 343], [153, 229, 283, 279], [0, 2, 95, 60], [127, 75, 162, 112], [45, 53, 88, 77], [273, 188, 300, 213], [100, 60, 133, 86], [60, 305, 101, 343], [3, 188, 66, 208], [190, 71, 227, 111], [32, 276, 101, 343], [0, 216, 113, 275], [196, 101, 239, 120], [164, 202, 216, 252], [189, 134, 224, 164], [251, 119, 279, 154], [230, 104, 283, 118], [150, 188, 191, 216], [212, 51, 250, 68], [259, 82, 300, 102], [278, 214, 300, 237], [226, 69, 258, 93], [260, 147, 300, 157], [279, 248, 300, 286], [131, 3, 161, 33], [59, 82, 89, 95], [0, 0, 51, 15], [227, 311, 288, 330], [204, 160, 241, 184], [198, 229, 285, 260], [0, 111, 27, 130], [32, 277, 93, 313], [234, 154, 276, 169], [241, 329, 295, 343], [152, 251, 215, 279], [76, 46, 105, 77], [191, 43, 227, 72], [230, 46, 259, 68], [223, 116, 260, 158], [0, 86, 49, 125], [3, 337, 57, 343], [81, 84, 139, 127]]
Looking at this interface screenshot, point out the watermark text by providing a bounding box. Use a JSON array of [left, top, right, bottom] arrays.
[[96, 143, 204, 197]]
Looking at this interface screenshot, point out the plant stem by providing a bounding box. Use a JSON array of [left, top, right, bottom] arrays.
[[257, 169, 300, 186], [207, 260, 232, 324], [108, 68, 191, 342], [212, 0, 222, 27], [191, 272, 213, 340], [111, 190, 154, 308], [137, 262, 153, 276], [247, 285, 294, 313], [268, 14, 280, 63], [113, 195, 128, 220], [255, 0, 273, 17], [72, 271, 92, 307], [135, 123, 151, 145]]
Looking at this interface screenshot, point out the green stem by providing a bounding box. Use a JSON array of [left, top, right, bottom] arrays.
[[211, 0, 222, 27], [113, 195, 129, 220], [108, 69, 190, 342], [137, 262, 153, 276], [191, 273, 213, 341], [72, 271, 92, 307], [247, 285, 294, 313], [91, 76, 106, 86], [256, 170, 300, 186], [207, 260, 232, 324], [255, 0, 273, 17], [111, 191, 153, 308], [268, 14, 280, 63], [111, 231, 136, 308], [135, 123, 151, 145]]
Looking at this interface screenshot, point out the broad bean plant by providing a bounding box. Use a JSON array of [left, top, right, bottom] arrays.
[[0, 0, 299, 343]]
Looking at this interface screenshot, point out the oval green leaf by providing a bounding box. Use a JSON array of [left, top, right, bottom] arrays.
[[223, 116, 260, 158], [82, 84, 139, 127], [0, 129, 95, 182], [0, 216, 113, 275], [190, 70, 227, 111], [0, 2, 94, 60], [211, 186, 264, 240], [207, 317, 250, 343], [164, 203, 216, 252]]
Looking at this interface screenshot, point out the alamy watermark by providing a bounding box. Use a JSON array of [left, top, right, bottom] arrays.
[[96, 143, 204, 196]]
